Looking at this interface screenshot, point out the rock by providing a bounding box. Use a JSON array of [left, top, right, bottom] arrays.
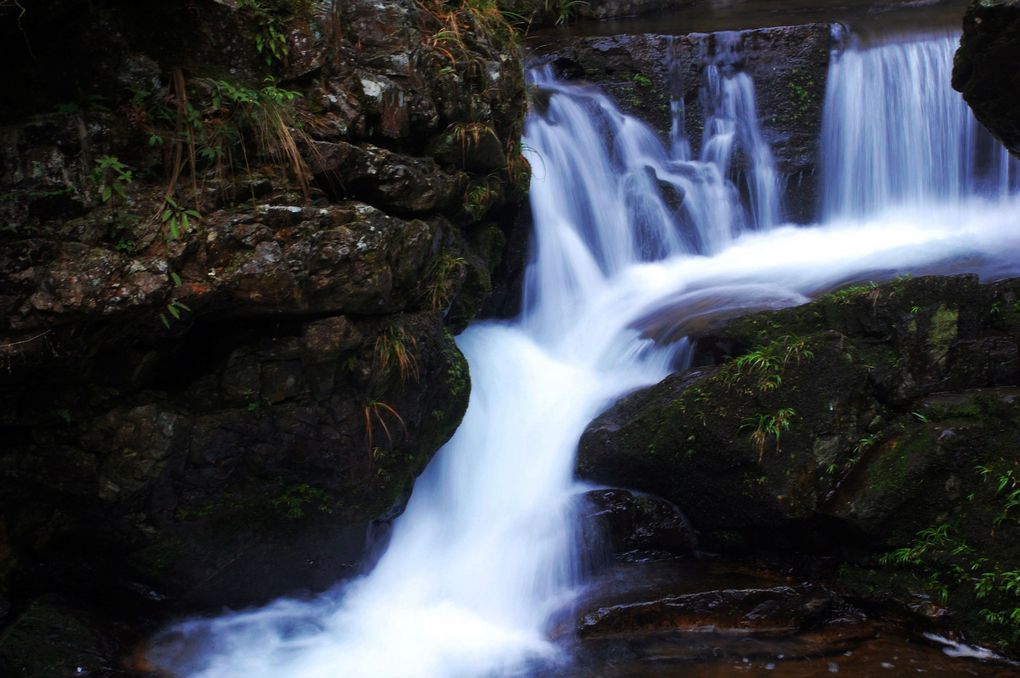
[[577, 274, 1020, 653], [580, 489, 698, 561], [954, 0, 1020, 157], [0, 0, 527, 657], [0, 598, 117, 678], [527, 23, 833, 223], [578, 583, 851, 638], [500, 0, 683, 26]]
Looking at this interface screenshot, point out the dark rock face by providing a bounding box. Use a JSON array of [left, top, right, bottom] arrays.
[[578, 275, 1020, 652], [954, 0, 1020, 157], [501, 0, 681, 25], [580, 489, 698, 561], [527, 23, 833, 223], [0, 0, 527, 668]]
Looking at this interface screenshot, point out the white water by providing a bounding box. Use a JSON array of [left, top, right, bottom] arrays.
[[151, 30, 1020, 677], [822, 32, 1019, 218]]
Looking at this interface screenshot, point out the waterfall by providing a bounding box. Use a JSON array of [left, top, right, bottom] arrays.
[[150, 30, 1020, 678], [821, 32, 1019, 218]]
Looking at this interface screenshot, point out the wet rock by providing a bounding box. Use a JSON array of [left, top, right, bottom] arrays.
[[579, 584, 853, 637], [501, 0, 682, 25], [0, 597, 116, 678], [581, 489, 698, 560], [954, 0, 1020, 157], [577, 274, 1020, 653]]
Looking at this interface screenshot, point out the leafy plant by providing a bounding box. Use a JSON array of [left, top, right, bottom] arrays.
[[161, 196, 201, 240], [237, 0, 291, 66], [159, 300, 192, 328], [92, 155, 133, 204], [632, 73, 652, 87]]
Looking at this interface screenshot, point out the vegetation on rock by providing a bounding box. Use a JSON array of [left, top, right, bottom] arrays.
[[579, 275, 1020, 653]]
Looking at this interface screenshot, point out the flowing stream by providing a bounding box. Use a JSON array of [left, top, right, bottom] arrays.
[[151, 29, 1020, 677]]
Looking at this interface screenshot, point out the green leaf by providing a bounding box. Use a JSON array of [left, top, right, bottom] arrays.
[[101, 186, 112, 202], [170, 272, 183, 287]]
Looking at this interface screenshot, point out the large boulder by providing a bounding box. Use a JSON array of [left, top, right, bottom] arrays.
[[0, 0, 528, 663], [954, 0, 1020, 157], [578, 275, 1020, 652]]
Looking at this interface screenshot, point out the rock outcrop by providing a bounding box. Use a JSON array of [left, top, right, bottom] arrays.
[[954, 0, 1020, 157], [579, 275, 1020, 653], [0, 0, 528, 671]]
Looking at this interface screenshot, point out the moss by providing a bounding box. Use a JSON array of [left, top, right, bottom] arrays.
[[927, 304, 958, 364], [128, 535, 187, 578]]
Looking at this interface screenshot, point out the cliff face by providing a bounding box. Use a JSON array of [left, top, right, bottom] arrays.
[[0, 0, 527, 669]]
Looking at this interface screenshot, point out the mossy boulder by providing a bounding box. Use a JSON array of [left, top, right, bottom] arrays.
[[578, 274, 1020, 651]]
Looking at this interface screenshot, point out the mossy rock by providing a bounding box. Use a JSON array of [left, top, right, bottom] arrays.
[[0, 598, 110, 678]]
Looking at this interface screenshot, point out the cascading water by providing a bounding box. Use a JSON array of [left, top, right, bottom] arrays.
[[821, 31, 1019, 218], [151, 28, 1020, 678]]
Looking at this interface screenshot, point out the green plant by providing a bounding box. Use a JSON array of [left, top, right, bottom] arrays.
[[632, 73, 652, 87], [544, 0, 588, 24], [464, 181, 498, 219], [740, 407, 796, 461], [978, 463, 1020, 528], [237, 0, 292, 65], [729, 335, 814, 393], [161, 196, 201, 240], [828, 280, 878, 304], [92, 155, 133, 204], [270, 483, 333, 519], [159, 300, 191, 328], [426, 253, 467, 312], [374, 326, 420, 383], [417, 0, 519, 67]]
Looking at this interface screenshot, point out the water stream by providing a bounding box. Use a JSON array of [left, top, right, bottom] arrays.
[[151, 29, 1020, 678]]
